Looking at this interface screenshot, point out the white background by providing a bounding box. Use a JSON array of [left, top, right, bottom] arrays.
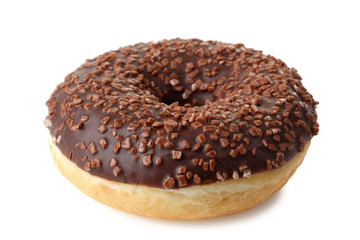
[[1, 0, 359, 239]]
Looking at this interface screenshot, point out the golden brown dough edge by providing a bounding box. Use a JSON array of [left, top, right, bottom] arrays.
[[48, 133, 310, 220]]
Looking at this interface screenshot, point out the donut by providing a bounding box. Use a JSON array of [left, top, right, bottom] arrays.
[[45, 38, 319, 220]]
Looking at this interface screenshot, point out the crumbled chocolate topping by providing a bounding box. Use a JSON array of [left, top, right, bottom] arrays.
[[163, 176, 175, 189], [45, 38, 319, 189]]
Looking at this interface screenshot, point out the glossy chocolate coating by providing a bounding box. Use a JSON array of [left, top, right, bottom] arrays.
[[45, 39, 319, 188]]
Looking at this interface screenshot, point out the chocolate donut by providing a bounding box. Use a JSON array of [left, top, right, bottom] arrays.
[[45, 38, 319, 219]]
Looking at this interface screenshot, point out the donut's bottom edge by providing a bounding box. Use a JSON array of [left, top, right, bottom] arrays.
[[48, 133, 310, 220]]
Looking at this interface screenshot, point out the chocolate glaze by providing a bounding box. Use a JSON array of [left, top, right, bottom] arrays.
[[45, 38, 319, 188]]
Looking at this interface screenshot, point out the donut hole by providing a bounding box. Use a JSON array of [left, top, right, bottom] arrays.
[[161, 92, 192, 106], [159, 88, 213, 107], [148, 74, 219, 107]]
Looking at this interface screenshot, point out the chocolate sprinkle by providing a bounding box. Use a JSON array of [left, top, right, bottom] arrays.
[[45, 38, 319, 189]]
